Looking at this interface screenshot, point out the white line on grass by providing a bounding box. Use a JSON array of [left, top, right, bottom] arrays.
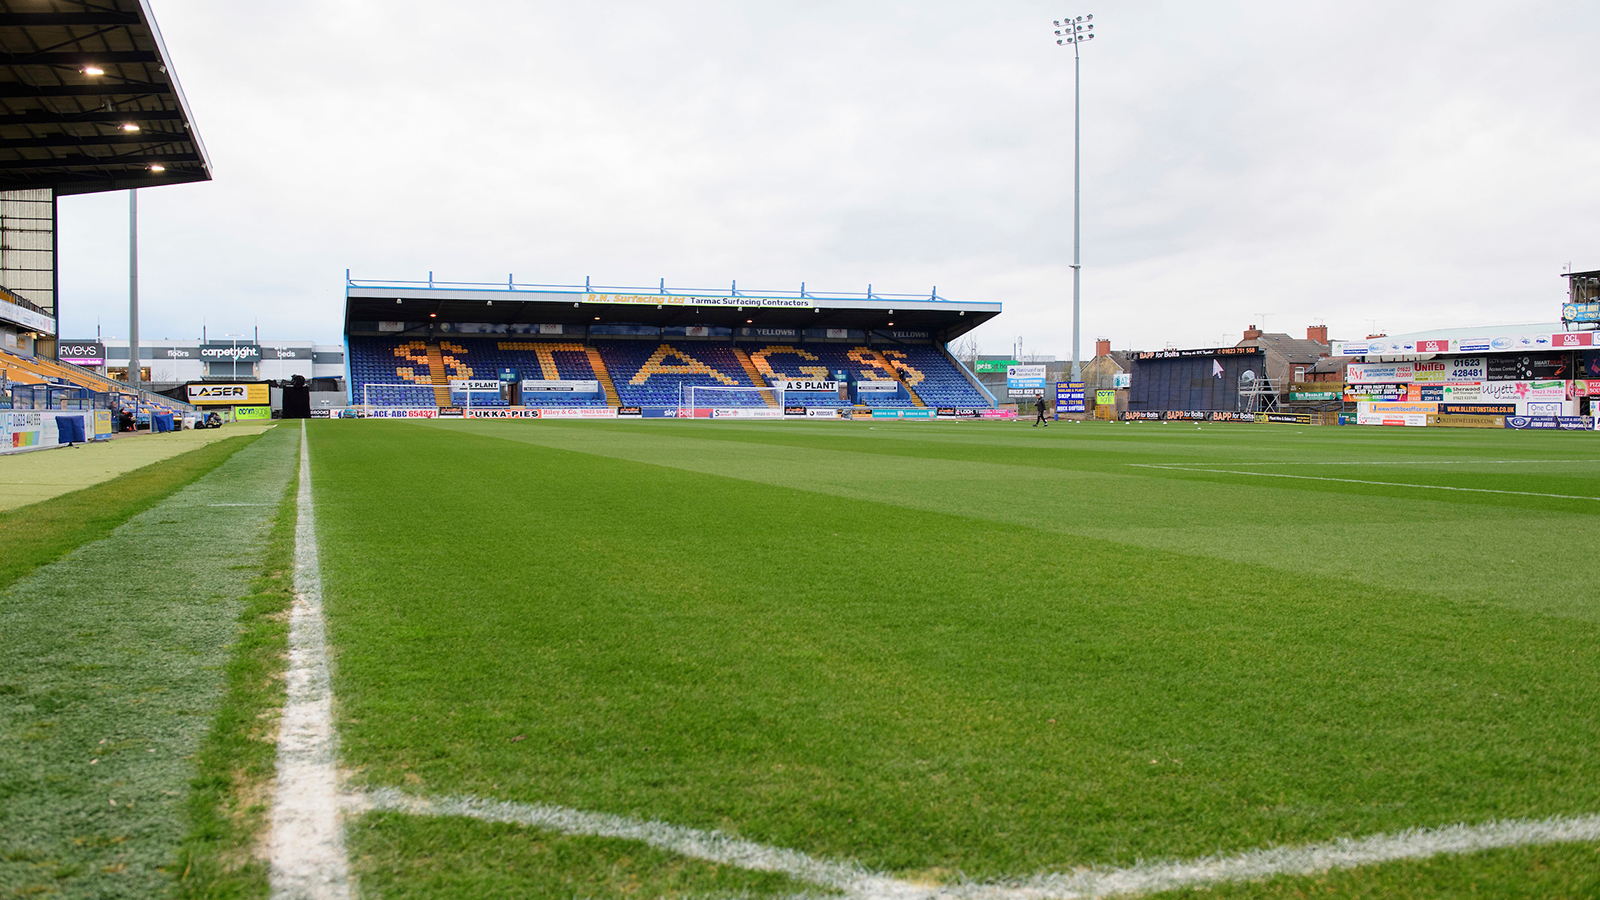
[[267, 423, 352, 900], [1128, 464, 1600, 501], [353, 788, 1600, 899], [1147, 460, 1590, 467]]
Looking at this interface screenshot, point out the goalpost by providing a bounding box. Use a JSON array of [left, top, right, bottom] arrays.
[[679, 384, 782, 416]]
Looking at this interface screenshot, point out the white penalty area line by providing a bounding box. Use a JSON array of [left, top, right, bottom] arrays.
[[352, 788, 1600, 900], [1128, 463, 1600, 501], [267, 423, 352, 900]]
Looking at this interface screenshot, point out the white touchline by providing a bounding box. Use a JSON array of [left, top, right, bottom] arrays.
[[1146, 459, 1590, 467], [1128, 463, 1600, 501], [268, 424, 352, 900], [352, 788, 1600, 900]]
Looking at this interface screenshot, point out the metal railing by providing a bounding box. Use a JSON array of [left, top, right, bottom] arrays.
[[346, 271, 962, 304]]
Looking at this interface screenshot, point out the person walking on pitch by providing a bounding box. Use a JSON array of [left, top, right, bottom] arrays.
[[1034, 393, 1050, 427]]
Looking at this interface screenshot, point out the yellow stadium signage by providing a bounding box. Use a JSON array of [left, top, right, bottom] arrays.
[[186, 382, 270, 406]]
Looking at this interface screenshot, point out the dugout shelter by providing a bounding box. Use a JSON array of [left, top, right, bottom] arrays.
[[342, 276, 1002, 419]]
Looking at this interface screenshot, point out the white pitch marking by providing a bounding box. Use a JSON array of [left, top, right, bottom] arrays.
[[1128, 464, 1600, 501], [267, 423, 352, 900], [1147, 460, 1590, 467], [354, 788, 1600, 899]]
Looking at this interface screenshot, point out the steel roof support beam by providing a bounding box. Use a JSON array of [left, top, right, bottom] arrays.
[[0, 14, 143, 26], [0, 152, 202, 169], [0, 51, 160, 65], [0, 109, 184, 125], [3, 134, 185, 149], [0, 82, 174, 97]]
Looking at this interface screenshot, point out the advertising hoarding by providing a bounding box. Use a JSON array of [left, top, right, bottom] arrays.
[[199, 342, 261, 363], [1356, 413, 1428, 427], [1561, 302, 1600, 324], [1057, 381, 1085, 413], [58, 341, 105, 365], [1479, 381, 1567, 401], [1504, 416, 1594, 430], [1427, 415, 1504, 428], [1347, 362, 1415, 384], [1343, 384, 1409, 400], [771, 379, 839, 392], [1438, 403, 1515, 416], [464, 408, 542, 418], [186, 383, 270, 406], [1006, 365, 1046, 398], [520, 379, 600, 393]]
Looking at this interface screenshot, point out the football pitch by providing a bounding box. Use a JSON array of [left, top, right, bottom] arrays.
[[5, 418, 1600, 899], [306, 418, 1600, 898]]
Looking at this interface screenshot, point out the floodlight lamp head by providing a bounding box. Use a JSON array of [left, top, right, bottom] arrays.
[[1053, 19, 1061, 26], [1086, 13, 1093, 19], [1057, 38, 1064, 44]]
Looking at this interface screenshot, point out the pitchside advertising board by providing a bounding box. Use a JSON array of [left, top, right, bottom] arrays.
[[1504, 416, 1595, 430], [1114, 410, 1293, 423], [186, 382, 270, 406], [1056, 381, 1086, 413], [1006, 365, 1046, 398]]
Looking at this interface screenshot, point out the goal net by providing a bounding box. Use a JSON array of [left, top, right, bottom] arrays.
[[680, 384, 781, 414]]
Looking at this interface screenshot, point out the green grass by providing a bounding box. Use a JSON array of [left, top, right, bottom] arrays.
[[0, 427, 298, 898], [306, 419, 1600, 896], [1155, 841, 1600, 899], [0, 432, 261, 593], [169, 455, 300, 899], [350, 813, 819, 900]]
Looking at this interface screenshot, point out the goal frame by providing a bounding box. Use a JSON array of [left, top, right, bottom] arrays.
[[679, 384, 782, 416]]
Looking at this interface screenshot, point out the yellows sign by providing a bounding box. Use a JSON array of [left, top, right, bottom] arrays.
[[186, 382, 269, 406]]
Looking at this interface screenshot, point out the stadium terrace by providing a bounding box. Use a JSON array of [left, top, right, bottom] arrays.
[[343, 275, 1008, 420]]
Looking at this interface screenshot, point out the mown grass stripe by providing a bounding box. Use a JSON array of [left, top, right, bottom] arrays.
[[0, 427, 297, 896], [0, 432, 260, 593], [1127, 463, 1600, 500], [267, 423, 351, 900]]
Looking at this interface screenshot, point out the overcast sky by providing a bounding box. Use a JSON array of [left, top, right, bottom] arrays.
[[55, 0, 1600, 357]]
